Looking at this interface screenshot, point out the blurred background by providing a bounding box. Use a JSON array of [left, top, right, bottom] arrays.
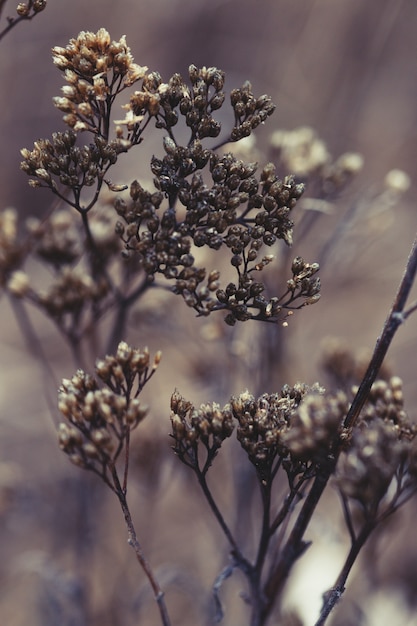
[[1, 1, 417, 625]]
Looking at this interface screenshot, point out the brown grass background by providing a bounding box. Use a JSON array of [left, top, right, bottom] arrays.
[[1, 1, 417, 625]]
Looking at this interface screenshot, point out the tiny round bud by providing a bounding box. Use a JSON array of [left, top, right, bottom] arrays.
[[16, 3, 30, 16], [384, 169, 410, 194]]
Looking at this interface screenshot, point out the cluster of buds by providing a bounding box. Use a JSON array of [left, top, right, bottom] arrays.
[[230, 81, 276, 141], [172, 267, 220, 315], [230, 384, 316, 479], [95, 341, 161, 396], [170, 391, 234, 471], [52, 28, 148, 134], [20, 131, 128, 195], [182, 158, 301, 249], [58, 342, 160, 478], [16, 0, 46, 17], [116, 71, 169, 139], [27, 209, 81, 267], [171, 377, 417, 509], [337, 418, 407, 511], [254, 168, 305, 246], [286, 255, 321, 306], [37, 266, 108, 322], [20, 30, 147, 205], [118, 65, 274, 148], [216, 253, 320, 326], [183, 65, 225, 140], [337, 376, 417, 514], [6, 205, 121, 333], [357, 377, 409, 427], [21, 29, 320, 329], [282, 389, 348, 464], [116, 64, 226, 142], [115, 147, 319, 324], [270, 126, 364, 189]]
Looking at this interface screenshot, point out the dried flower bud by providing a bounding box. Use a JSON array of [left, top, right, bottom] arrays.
[[57, 343, 160, 476], [16, 3, 30, 16], [384, 169, 410, 194], [7, 270, 30, 297]]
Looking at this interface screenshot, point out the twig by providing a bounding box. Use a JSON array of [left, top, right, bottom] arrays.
[[314, 520, 375, 626], [344, 233, 417, 429], [0, 10, 38, 43], [110, 465, 172, 626], [196, 468, 251, 572]]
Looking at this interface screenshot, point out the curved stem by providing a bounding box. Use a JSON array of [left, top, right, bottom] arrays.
[[111, 466, 171, 626], [0, 10, 40, 43], [196, 468, 251, 571]]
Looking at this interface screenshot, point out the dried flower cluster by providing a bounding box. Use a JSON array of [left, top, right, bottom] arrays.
[[170, 391, 234, 472], [17, 28, 321, 327], [15, 0, 46, 18], [20, 131, 128, 203], [270, 126, 364, 194], [116, 162, 318, 324], [171, 383, 350, 484], [116, 65, 275, 145], [230, 384, 313, 474], [58, 341, 160, 485], [19, 29, 147, 210], [52, 28, 148, 133], [282, 389, 348, 464], [4, 205, 122, 339], [320, 340, 417, 516], [337, 376, 417, 513]]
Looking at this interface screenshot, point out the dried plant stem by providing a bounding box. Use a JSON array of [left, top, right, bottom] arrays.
[[197, 469, 250, 569], [314, 520, 375, 626], [261, 231, 417, 624], [0, 11, 38, 42], [344, 232, 417, 429], [196, 469, 268, 626], [261, 467, 332, 622], [111, 467, 171, 626]]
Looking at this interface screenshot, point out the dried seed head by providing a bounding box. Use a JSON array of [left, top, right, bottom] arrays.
[[57, 343, 160, 476], [283, 390, 348, 463], [170, 392, 234, 466]]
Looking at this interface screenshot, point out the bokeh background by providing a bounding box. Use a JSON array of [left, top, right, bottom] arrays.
[[1, 1, 417, 625]]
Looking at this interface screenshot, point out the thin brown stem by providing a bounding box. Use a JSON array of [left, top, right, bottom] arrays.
[[110, 465, 171, 626], [197, 468, 251, 571], [314, 521, 375, 626], [344, 233, 417, 430], [261, 466, 333, 622], [0, 10, 41, 43]]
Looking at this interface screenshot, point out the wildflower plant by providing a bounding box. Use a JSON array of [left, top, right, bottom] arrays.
[[0, 0, 46, 42], [2, 20, 417, 626]]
